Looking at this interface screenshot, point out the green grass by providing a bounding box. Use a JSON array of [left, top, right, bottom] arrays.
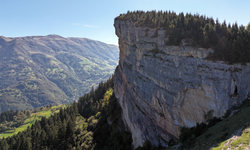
[[208, 100, 250, 150], [211, 127, 250, 150], [26, 82, 38, 89], [50, 60, 61, 65], [231, 129, 250, 147], [166, 99, 250, 150], [61, 73, 67, 79], [29, 73, 37, 80], [46, 67, 66, 79], [79, 58, 90, 65], [211, 141, 226, 150], [0, 105, 65, 139]]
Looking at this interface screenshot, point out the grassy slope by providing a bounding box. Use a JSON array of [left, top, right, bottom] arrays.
[[167, 99, 250, 150], [0, 105, 65, 138], [209, 100, 250, 150], [0, 35, 118, 113]]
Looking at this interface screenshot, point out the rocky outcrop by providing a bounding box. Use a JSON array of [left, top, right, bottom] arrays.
[[113, 19, 250, 148]]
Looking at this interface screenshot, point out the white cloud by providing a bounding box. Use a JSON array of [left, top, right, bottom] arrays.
[[71, 23, 99, 28]]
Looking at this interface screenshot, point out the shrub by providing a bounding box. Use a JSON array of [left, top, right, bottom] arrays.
[[168, 139, 175, 147], [135, 140, 157, 150]]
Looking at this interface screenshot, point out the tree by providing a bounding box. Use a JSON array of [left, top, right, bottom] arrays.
[[26, 110, 31, 117], [66, 120, 75, 148], [247, 23, 250, 32], [1, 115, 6, 122], [13, 115, 17, 121], [40, 106, 44, 111]]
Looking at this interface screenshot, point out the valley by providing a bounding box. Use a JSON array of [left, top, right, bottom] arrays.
[[0, 105, 65, 139], [0, 8, 250, 150], [0, 35, 119, 112]]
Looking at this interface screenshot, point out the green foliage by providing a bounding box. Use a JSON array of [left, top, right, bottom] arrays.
[[116, 11, 250, 64], [0, 105, 64, 139], [168, 139, 175, 147], [0, 103, 77, 149], [169, 99, 250, 150], [0, 110, 19, 123], [95, 112, 101, 119], [26, 110, 31, 117], [0, 76, 133, 150], [78, 75, 114, 118], [94, 131, 132, 150], [178, 108, 229, 149], [204, 109, 214, 122], [0, 110, 29, 134], [247, 23, 250, 32], [179, 116, 223, 148], [227, 128, 250, 149], [135, 140, 157, 150], [77, 75, 133, 150]]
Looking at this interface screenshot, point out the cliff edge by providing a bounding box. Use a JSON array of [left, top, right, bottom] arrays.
[[113, 19, 250, 148]]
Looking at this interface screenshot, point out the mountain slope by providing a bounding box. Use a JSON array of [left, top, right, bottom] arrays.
[[165, 99, 250, 150], [0, 76, 132, 150], [0, 35, 119, 112]]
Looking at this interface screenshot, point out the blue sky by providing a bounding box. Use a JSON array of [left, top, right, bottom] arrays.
[[1, 0, 249, 45]]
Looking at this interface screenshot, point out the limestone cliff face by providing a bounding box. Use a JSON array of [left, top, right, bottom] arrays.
[[113, 19, 250, 148]]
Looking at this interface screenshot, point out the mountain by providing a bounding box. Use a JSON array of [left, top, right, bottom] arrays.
[[0, 76, 132, 150], [113, 11, 250, 148], [0, 35, 119, 112]]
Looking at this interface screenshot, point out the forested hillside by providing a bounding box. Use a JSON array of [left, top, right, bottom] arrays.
[[0, 76, 132, 150], [0, 35, 119, 112], [116, 11, 250, 64], [0, 104, 65, 139]]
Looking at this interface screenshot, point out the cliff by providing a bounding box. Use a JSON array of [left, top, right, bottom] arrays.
[[113, 19, 250, 148]]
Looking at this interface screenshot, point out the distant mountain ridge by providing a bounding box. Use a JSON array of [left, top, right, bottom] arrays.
[[0, 35, 119, 112]]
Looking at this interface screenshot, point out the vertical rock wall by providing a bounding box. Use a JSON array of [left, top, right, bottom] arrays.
[[113, 19, 250, 148]]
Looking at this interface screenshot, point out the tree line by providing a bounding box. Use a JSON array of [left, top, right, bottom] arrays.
[[0, 102, 78, 150], [77, 74, 132, 150], [0, 75, 132, 150], [0, 109, 31, 133], [0, 105, 54, 134], [116, 10, 250, 64]]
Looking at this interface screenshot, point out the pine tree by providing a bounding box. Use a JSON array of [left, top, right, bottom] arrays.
[[26, 110, 31, 117], [247, 23, 250, 32], [66, 120, 75, 148]]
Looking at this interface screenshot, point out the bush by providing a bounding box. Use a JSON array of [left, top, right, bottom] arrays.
[[135, 140, 157, 150], [179, 116, 223, 148], [168, 139, 175, 147], [179, 127, 192, 143], [95, 112, 101, 119]]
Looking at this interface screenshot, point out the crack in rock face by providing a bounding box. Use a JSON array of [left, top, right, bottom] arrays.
[[113, 19, 250, 148]]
